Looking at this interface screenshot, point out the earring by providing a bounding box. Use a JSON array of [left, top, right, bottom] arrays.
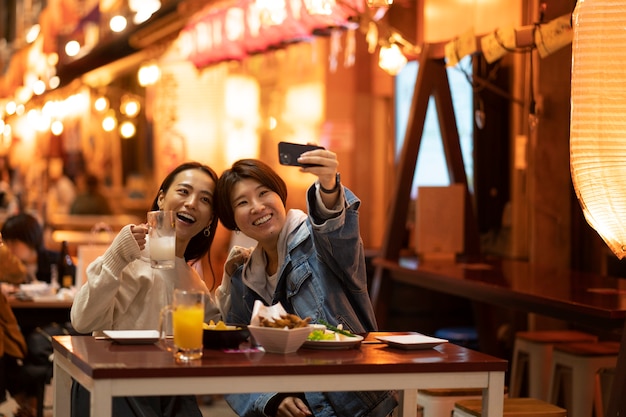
[[204, 226, 211, 237], [235, 227, 240, 235]]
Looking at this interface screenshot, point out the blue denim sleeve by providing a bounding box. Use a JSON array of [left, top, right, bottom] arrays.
[[224, 393, 275, 417]]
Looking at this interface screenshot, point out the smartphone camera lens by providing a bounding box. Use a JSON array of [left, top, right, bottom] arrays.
[[280, 153, 292, 165]]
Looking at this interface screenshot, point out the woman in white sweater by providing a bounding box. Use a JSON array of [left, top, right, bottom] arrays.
[[70, 161, 221, 417]]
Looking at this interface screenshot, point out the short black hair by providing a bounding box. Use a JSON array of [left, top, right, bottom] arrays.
[[215, 159, 287, 231], [1, 213, 44, 251]]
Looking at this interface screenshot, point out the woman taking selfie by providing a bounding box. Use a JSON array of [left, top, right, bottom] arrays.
[[215, 148, 397, 417]]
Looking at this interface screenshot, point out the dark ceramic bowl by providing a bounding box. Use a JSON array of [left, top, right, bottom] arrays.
[[202, 324, 249, 350]]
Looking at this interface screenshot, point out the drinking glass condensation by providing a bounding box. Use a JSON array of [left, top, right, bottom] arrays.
[[147, 210, 176, 269], [160, 289, 205, 362]]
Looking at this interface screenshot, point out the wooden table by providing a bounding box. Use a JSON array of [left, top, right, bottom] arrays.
[[52, 334, 507, 417], [9, 296, 73, 335], [50, 230, 114, 246], [47, 214, 142, 231]]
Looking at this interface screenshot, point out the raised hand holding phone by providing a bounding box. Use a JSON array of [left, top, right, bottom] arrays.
[[278, 142, 324, 167]]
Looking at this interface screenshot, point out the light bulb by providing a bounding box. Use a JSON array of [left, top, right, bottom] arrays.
[[378, 44, 407, 76]]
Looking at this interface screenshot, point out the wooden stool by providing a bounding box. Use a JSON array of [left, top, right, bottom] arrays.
[[509, 330, 597, 401], [453, 398, 566, 417], [548, 341, 620, 417], [417, 388, 483, 417]]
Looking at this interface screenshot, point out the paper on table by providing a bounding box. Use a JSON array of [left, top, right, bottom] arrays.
[[250, 300, 288, 326]]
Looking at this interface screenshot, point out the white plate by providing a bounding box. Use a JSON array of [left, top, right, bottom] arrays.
[[103, 330, 160, 345], [375, 334, 448, 350], [303, 334, 364, 350]]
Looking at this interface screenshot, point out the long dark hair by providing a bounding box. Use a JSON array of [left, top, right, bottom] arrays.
[[151, 162, 219, 270], [215, 159, 287, 231]]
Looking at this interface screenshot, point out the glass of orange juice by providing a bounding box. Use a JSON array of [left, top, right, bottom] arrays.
[[160, 289, 205, 362]]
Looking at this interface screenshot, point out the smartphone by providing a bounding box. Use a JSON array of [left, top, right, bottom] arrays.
[[278, 142, 324, 167]]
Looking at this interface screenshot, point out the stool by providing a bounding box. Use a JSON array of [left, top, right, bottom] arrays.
[[434, 327, 479, 350], [509, 330, 597, 401], [417, 388, 483, 417], [548, 341, 620, 417], [453, 397, 566, 417]]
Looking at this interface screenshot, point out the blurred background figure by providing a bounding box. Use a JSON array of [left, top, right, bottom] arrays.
[[45, 158, 76, 219], [1, 213, 60, 283], [0, 155, 20, 216], [70, 173, 112, 215]]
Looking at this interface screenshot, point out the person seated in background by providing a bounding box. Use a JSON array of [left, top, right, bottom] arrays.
[[70, 173, 113, 215], [46, 158, 76, 218], [0, 235, 46, 417], [1, 213, 60, 283]]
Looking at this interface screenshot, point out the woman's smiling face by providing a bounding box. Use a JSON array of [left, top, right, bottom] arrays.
[[230, 178, 286, 246], [157, 168, 215, 252]]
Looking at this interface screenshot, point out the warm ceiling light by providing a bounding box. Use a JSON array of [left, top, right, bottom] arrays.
[[109, 15, 128, 32], [120, 96, 140, 117], [49, 76, 60, 90], [33, 80, 46, 95], [102, 111, 117, 132], [26, 24, 40, 43], [51, 120, 64, 136], [378, 43, 407, 75], [94, 96, 109, 112], [138, 62, 160, 86], [119, 121, 136, 138], [5, 101, 16, 115], [65, 40, 81, 57], [129, 0, 161, 24]]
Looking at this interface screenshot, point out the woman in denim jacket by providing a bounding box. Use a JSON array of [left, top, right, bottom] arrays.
[[214, 150, 397, 417]]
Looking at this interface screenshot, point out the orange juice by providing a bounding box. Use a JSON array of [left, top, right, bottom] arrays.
[[173, 304, 204, 349]]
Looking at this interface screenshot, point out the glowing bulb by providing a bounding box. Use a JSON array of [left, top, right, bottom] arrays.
[[65, 40, 81, 57], [33, 80, 46, 95], [378, 44, 407, 76], [120, 121, 136, 138], [110, 15, 128, 32], [138, 63, 160, 86], [49, 76, 60, 89], [26, 24, 40, 44], [94, 97, 109, 112], [121, 97, 140, 117], [51, 120, 64, 136], [102, 112, 117, 132], [5, 101, 16, 115]]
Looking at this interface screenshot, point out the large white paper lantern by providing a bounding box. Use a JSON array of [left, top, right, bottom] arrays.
[[570, 0, 626, 258]]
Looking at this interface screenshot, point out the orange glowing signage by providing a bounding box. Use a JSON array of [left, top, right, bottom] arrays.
[[179, 0, 363, 67]]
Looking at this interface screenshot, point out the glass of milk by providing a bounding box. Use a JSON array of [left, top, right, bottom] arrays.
[[147, 210, 176, 269]]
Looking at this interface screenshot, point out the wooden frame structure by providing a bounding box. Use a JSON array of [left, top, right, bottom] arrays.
[[369, 42, 626, 417], [370, 43, 480, 324]]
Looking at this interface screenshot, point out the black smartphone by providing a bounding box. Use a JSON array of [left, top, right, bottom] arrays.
[[278, 142, 324, 167]]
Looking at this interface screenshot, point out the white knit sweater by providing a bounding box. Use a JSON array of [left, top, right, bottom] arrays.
[[70, 225, 220, 335]]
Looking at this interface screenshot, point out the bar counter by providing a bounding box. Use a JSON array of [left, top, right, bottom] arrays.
[[374, 257, 626, 331]]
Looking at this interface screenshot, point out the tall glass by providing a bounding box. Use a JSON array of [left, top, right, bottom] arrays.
[[160, 289, 205, 362], [147, 210, 176, 269]]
